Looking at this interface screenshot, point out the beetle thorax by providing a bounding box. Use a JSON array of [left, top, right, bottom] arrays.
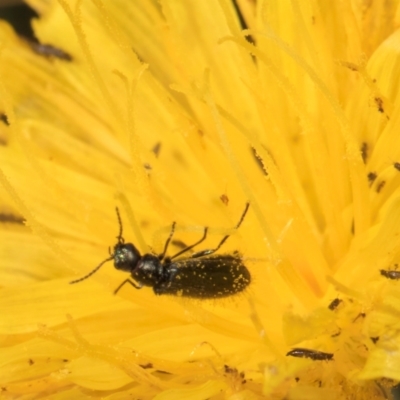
[[132, 254, 164, 286]]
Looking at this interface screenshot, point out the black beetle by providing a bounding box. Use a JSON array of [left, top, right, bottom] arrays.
[[71, 204, 251, 299]]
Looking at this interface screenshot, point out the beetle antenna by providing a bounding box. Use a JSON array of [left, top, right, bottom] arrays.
[[160, 221, 176, 260], [70, 255, 114, 284], [71, 208, 124, 285], [235, 202, 250, 230], [203, 202, 250, 255], [115, 207, 124, 243]]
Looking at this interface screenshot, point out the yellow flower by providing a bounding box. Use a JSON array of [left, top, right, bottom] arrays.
[[1, 0, 400, 398]]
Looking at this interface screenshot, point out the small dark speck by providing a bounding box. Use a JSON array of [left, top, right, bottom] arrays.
[[376, 181, 386, 193], [374, 97, 384, 113], [331, 330, 341, 338], [286, 348, 334, 361], [171, 239, 187, 250], [295, 377, 300, 382], [367, 172, 377, 185], [342, 62, 359, 71], [152, 142, 161, 158], [30, 42, 72, 61], [353, 313, 366, 323], [224, 364, 235, 374], [394, 162, 400, 171], [133, 48, 145, 63], [380, 269, 400, 280], [172, 150, 186, 165], [28, 359, 34, 365], [224, 364, 246, 385], [0, 113, 9, 126], [143, 163, 152, 170], [370, 336, 380, 344], [140, 363, 153, 369], [251, 147, 268, 175], [0, 213, 25, 225], [232, 0, 255, 46], [155, 370, 172, 375], [220, 194, 229, 205], [361, 142, 368, 164], [63, 359, 69, 362], [328, 298, 342, 311], [1, 387, 7, 392]]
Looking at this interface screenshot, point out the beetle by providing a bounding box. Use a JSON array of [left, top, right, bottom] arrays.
[[286, 348, 334, 361], [70, 204, 251, 298]]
